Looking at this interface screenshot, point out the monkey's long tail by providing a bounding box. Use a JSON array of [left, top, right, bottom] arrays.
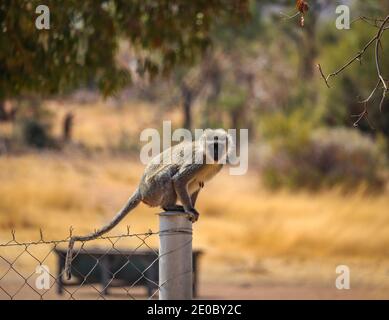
[[64, 189, 141, 280]]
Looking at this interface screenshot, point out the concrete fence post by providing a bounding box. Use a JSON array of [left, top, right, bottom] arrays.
[[158, 211, 193, 300]]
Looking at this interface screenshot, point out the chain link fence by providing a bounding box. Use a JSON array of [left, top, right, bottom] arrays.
[[0, 229, 162, 300], [0, 214, 198, 300]]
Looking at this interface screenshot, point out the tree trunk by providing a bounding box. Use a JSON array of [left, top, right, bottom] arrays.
[[230, 107, 242, 150], [0, 99, 7, 121], [181, 84, 193, 130], [62, 112, 74, 142], [244, 73, 255, 139], [300, 9, 318, 81], [297, 4, 319, 106]]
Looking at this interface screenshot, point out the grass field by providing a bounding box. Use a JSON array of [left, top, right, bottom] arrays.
[[1, 101, 389, 299]]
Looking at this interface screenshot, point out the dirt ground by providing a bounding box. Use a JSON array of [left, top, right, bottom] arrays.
[[1, 278, 388, 300], [199, 282, 389, 300]]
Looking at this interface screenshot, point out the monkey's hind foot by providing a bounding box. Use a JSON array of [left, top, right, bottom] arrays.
[[162, 206, 199, 223], [187, 208, 199, 223], [162, 205, 185, 212]]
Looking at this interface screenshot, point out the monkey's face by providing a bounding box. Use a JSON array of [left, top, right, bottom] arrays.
[[202, 129, 233, 164]]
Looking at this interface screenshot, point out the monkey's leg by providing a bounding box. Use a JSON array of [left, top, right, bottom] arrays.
[[163, 190, 199, 212], [172, 167, 202, 222], [161, 183, 184, 212]]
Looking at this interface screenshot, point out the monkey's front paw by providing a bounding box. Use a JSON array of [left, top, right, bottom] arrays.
[[186, 208, 199, 223]]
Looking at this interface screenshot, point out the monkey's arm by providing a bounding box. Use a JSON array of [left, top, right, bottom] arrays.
[[172, 164, 202, 221], [191, 189, 200, 206]]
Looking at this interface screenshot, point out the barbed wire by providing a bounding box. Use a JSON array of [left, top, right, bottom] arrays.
[[0, 227, 187, 300]]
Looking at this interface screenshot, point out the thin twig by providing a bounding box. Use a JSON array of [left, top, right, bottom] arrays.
[[358, 79, 380, 104], [379, 89, 387, 113], [280, 11, 300, 20], [351, 104, 375, 129], [351, 107, 368, 127], [351, 16, 386, 28], [323, 35, 378, 83], [374, 17, 389, 91], [374, 16, 389, 111], [317, 64, 330, 88]]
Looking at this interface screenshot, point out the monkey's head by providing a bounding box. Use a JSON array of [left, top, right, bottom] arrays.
[[200, 129, 235, 164]]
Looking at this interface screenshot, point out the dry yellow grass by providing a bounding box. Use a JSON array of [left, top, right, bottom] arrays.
[[47, 100, 181, 150], [1, 154, 389, 288], [1, 101, 389, 292]]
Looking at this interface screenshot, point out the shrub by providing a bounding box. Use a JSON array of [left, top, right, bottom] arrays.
[[261, 127, 386, 191], [12, 99, 56, 149], [13, 116, 57, 149]]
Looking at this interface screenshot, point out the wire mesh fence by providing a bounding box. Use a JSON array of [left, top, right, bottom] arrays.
[[0, 228, 164, 300]]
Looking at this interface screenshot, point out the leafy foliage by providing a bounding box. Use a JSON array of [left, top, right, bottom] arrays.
[[0, 0, 249, 99]]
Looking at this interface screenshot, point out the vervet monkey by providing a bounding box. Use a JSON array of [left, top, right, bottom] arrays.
[[65, 128, 234, 279]]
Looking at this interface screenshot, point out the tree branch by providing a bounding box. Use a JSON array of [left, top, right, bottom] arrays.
[[318, 14, 389, 126]]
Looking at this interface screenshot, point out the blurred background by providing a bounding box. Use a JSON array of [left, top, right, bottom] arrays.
[[1, 0, 389, 299]]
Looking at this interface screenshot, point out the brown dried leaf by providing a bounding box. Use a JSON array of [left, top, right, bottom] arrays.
[[296, 0, 309, 15]]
